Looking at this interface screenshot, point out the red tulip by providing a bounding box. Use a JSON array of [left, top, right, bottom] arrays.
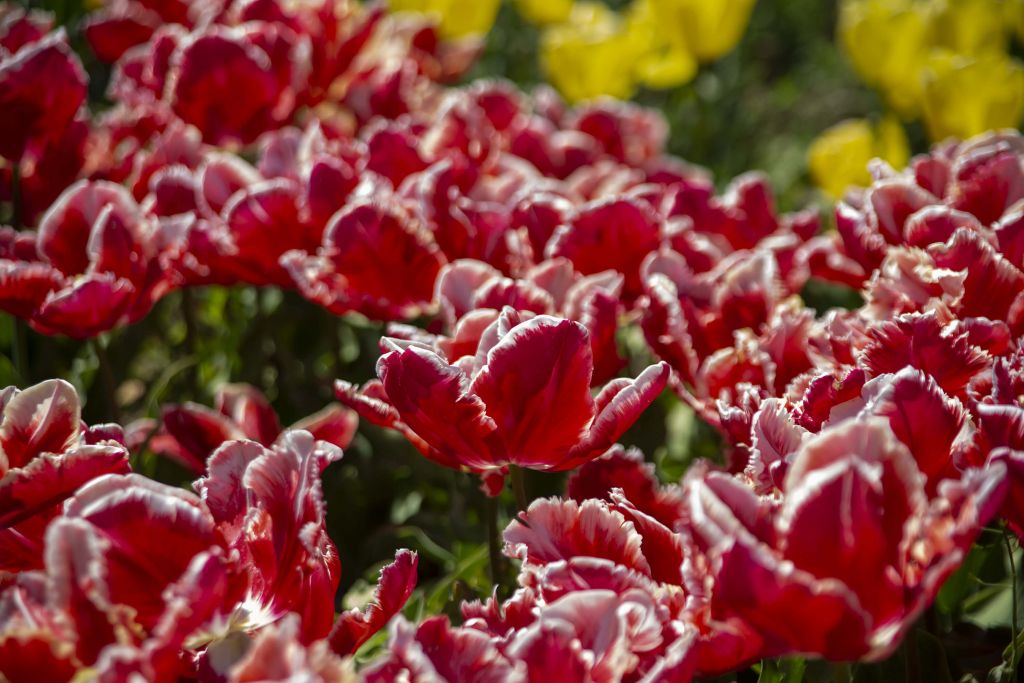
[[0, 30, 86, 162], [685, 417, 1006, 661], [337, 309, 669, 489], [0, 380, 129, 573], [284, 198, 447, 320]]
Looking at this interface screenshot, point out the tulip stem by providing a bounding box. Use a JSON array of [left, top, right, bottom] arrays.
[[485, 495, 504, 588], [180, 288, 200, 397], [92, 336, 121, 424], [1006, 528, 1020, 672], [509, 466, 529, 513], [832, 662, 851, 683], [11, 318, 28, 385]]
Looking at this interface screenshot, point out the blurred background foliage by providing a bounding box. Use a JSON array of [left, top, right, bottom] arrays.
[[4, 0, 1024, 678]]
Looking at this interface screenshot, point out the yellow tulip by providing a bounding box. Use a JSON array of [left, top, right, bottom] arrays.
[[838, 0, 934, 118], [388, 0, 501, 39], [642, 0, 758, 63], [628, 0, 698, 89], [540, 3, 643, 102], [922, 51, 1024, 140], [515, 0, 574, 25], [931, 0, 1010, 56], [808, 117, 911, 197]]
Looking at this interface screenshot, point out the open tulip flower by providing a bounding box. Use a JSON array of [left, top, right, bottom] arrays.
[[337, 308, 669, 493], [0, 431, 418, 682], [685, 417, 1006, 662], [0, 179, 179, 337], [131, 382, 358, 475], [0, 379, 129, 573]]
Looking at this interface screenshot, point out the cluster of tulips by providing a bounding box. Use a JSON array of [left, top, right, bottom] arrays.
[[2, 1, 1024, 681]]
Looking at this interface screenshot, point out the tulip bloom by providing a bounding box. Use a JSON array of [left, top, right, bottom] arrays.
[[0, 29, 86, 162], [338, 309, 669, 491], [685, 417, 1006, 661], [388, 0, 501, 39], [808, 117, 910, 198], [135, 382, 358, 474], [922, 52, 1024, 142], [0, 379, 129, 572]]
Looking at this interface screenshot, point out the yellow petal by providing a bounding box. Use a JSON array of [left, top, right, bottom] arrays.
[[838, 0, 934, 118], [540, 3, 641, 102], [389, 0, 501, 39], [931, 0, 1010, 56], [922, 51, 1024, 140], [808, 117, 910, 197], [644, 0, 758, 62], [515, 0, 574, 25]]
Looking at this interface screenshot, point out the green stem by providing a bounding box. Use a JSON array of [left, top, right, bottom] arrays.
[[509, 466, 529, 513], [832, 662, 851, 683], [180, 288, 200, 398], [92, 337, 121, 424], [11, 318, 28, 385], [485, 495, 503, 588], [904, 628, 920, 683], [1006, 528, 1020, 672]]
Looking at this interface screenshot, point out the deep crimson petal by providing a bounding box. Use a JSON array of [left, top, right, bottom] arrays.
[[860, 369, 969, 491], [567, 445, 684, 528], [170, 28, 283, 144], [363, 616, 516, 683], [0, 10, 52, 54], [792, 367, 867, 432], [951, 142, 1024, 224], [36, 274, 142, 339], [215, 384, 282, 445], [378, 345, 499, 471], [565, 361, 670, 469], [156, 402, 247, 474], [329, 549, 419, 656], [287, 199, 445, 319], [83, 8, 158, 64], [0, 30, 86, 161], [223, 431, 343, 641], [860, 314, 989, 400], [996, 208, 1024, 269], [0, 573, 78, 683], [57, 474, 219, 636], [288, 403, 358, 450], [547, 197, 661, 298], [993, 449, 1024, 539], [38, 180, 142, 277], [504, 498, 652, 577], [0, 259, 63, 319], [222, 179, 314, 286], [903, 206, 981, 248], [503, 619, 590, 683], [929, 228, 1024, 320], [609, 492, 685, 584], [0, 379, 79, 471], [866, 179, 936, 244], [471, 316, 595, 468], [713, 538, 873, 660], [0, 445, 128, 574]]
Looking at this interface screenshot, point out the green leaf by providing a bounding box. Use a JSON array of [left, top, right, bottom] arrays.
[[758, 657, 808, 683]]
